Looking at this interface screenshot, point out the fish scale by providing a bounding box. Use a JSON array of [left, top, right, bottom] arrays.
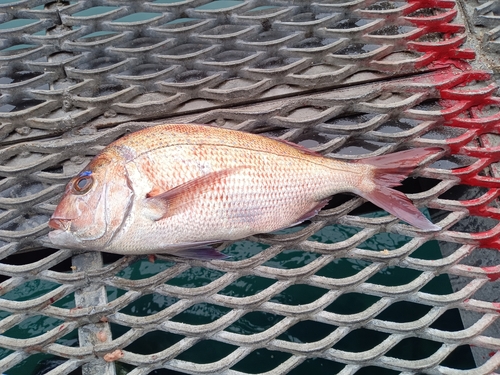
[[120, 145, 333, 249], [48, 124, 440, 258]]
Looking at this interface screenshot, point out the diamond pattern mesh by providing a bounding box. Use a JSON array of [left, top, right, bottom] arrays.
[[0, 0, 499, 374], [471, 0, 500, 54]]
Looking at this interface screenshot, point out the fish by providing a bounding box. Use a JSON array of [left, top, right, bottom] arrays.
[[48, 124, 441, 259]]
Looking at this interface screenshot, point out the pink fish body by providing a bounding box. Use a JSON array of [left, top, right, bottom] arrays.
[[49, 124, 439, 258]]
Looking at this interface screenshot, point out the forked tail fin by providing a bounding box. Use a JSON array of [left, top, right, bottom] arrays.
[[356, 148, 442, 231]]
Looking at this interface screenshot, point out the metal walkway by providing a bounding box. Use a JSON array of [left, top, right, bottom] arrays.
[[0, 0, 499, 374]]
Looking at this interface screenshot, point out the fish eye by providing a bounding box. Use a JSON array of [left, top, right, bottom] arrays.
[[73, 175, 93, 194]]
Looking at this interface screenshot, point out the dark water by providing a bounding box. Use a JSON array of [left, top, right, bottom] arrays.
[[0, 211, 475, 374], [0, 3, 476, 373]]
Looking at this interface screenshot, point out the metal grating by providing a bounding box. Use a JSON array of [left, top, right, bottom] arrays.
[[0, 0, 499, 374], [470, 0, 500, 55]]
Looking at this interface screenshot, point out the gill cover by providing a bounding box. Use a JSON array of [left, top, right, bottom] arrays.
[[49, 154, 133, 249]]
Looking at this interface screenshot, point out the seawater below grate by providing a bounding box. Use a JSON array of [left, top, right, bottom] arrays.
[[0, 216, 477, 374], [2, 69, 500, 374], [0, 0, 500, 374]]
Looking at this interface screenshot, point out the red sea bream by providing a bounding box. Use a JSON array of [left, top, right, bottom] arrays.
[[48, 124, 440, 259]]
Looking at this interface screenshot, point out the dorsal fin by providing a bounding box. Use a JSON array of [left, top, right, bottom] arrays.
[[271, 138, 323, 157]]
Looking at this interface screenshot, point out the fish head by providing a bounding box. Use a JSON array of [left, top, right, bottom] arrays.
[[48, 151, 133, 250]]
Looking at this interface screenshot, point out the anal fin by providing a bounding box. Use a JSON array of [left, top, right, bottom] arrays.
[[173, 247, 229, 260], [289, 198, 330, 227]]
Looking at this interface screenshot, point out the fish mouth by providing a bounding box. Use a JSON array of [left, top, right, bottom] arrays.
[[48, 218, 71, 231], [48, 227, 81, 248]]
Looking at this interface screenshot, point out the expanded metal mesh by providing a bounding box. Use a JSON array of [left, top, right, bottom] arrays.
[[0, 0, 499, 374], [471, 0, 500, 55]]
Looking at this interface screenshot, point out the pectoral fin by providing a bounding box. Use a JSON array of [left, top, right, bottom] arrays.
[[144, 167, 245, 221]]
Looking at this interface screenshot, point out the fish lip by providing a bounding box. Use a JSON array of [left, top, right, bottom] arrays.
[[48, 229, 64, 241], [48, 228, 82, 248], [48, 218, 71, 231]]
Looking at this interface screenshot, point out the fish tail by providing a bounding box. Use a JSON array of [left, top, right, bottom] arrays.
[[355, 148, 442, 231]]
